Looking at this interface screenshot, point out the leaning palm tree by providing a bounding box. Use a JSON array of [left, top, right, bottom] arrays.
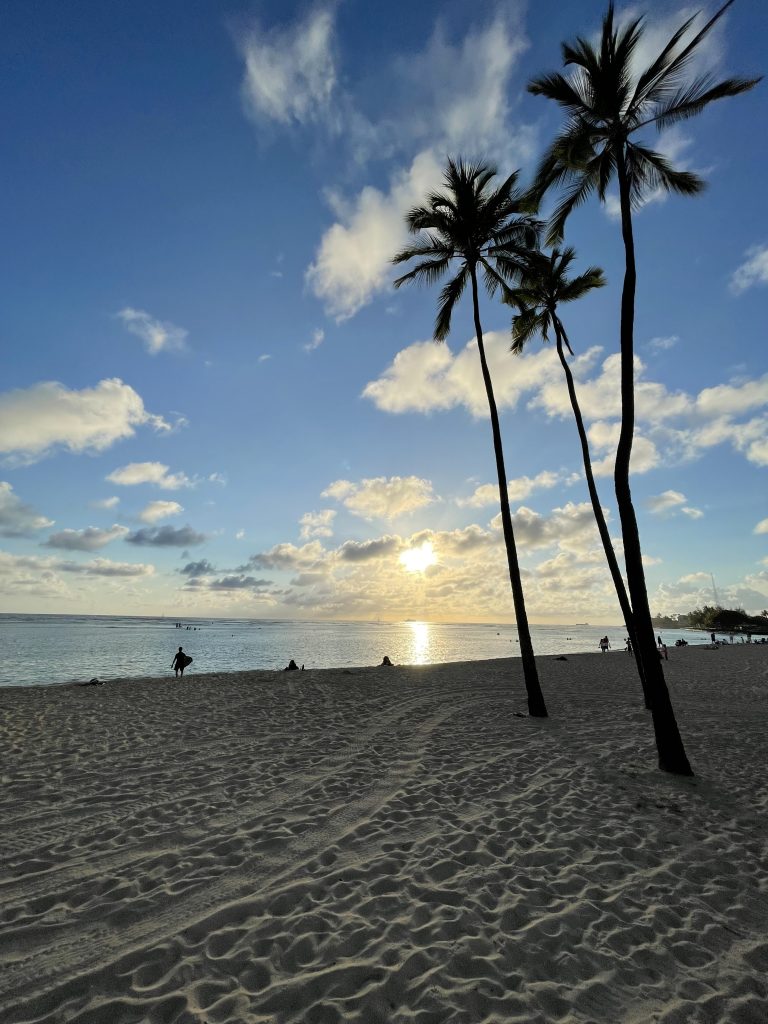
[[528, 1, 760, 774], [392, 157, 548, 717], [508, 248, 649, 708]]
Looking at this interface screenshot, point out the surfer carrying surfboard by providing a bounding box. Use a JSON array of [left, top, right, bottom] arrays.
[[172, 647, 193, 678]]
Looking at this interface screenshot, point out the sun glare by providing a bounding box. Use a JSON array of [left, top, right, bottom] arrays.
[[399, 541, 436, 574]]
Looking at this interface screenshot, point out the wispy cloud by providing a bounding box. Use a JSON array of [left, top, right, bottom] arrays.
[[645, 490, 703, 520], [237, 7, 337, 127], [457, 470, 579, 508], [730, 244, 768, 295], [0, 379, 170, 464], [0, 481, 54, 537], [43, 524, 130, 551], [117, 308, 188, 354], [139, 500, 184, 524], [91, 496, 120, 510], [126, 525, 206, 547], [647, 335, 680, 352], [304, 328, 325, 352], [107, 462, 194, 490]]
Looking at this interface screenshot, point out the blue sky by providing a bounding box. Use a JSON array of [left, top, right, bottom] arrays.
[[1, 0, 766, 623]]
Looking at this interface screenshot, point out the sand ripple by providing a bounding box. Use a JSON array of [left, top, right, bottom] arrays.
[[1, 648, 767, 1022]]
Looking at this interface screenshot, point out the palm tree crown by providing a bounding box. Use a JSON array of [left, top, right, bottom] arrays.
[[508, 248, 606, 354], [528, 0, 761, 241], [393, 158, 540, 339]]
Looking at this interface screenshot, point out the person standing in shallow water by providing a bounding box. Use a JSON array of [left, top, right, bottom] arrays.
[[172, 647, 187, 678]]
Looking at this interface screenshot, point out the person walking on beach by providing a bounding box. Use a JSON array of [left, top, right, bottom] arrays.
[[172, 647, 187, 678], [599, 636, 610, 653], [625, 636, 633, 655]]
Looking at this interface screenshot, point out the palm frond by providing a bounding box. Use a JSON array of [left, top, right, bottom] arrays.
[[546, 172, 597, 246], [648, 75, 762, 130], [626, 143, 704, 203], [559, 267, 607, 303], [434, 265, 469, 341], [511, 308, 551, 353], [393, 255, 452, 289], [634, 0, 739, 107]]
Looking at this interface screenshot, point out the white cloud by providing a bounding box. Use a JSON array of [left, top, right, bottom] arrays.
[[139, 500, 184, 524], [0, 551, 155, 598], [590, 428, 660, 478], [458, 470, 578, 508], [647, 335, 679, 352], [238, 7, 336, 127], [92, 496, 119, 510], [755, 518, 768, 535], [730, 244, 768, 295], [364, 331, 561, 418], [645, 490, 687, 515], [117, 308, 188, 354], [304, 328, 325, 352], [258, 354, 271, 363], [681, 506, 704, 520], [299, 509, 336, 539], [235, 529, 246, 540], [306, 149, 444, 321], [43, 524, 130, 551], [0, 482, 54, 537], [322, 476, 436, 521], [365, 335, 768, 471], [0, 379, 170, 463], [106, 462, 194, 490]]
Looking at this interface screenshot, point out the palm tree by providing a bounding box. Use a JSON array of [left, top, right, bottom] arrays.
[[392, 157, 548, 717], [527, 1, 760, 775], [508, 247, 650, 708]]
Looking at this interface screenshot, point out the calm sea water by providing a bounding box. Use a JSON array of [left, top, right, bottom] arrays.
[[0, 614, 722, 688]]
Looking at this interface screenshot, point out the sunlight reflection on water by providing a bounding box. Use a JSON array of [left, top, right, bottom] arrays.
[[408, 621, 430, 664]]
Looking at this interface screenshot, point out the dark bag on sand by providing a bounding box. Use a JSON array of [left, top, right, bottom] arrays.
[[182, 655, 193, 667]]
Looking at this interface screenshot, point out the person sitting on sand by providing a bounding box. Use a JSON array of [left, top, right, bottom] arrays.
[[172, 647, 187, 678], [284, 659, 299, 671], [380, 655, 393, 667]]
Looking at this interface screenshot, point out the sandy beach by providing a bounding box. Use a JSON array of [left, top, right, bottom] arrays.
[[1, 646, 767, 1024]]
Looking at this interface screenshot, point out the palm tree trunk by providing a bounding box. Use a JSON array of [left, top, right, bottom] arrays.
[[614, 147, 693, 775], [552, 317, 649, 708], [469, 264, 548, 717]]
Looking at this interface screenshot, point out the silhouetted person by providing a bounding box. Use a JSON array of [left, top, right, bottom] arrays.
[[625, 637, 633, 655], [284, 659, 299, 671], [599, 636, 610, 653], [711, 632, 716, 643], [657, 635, 662, 647], [380, 655, 393, 666], [172, 647, 187, 677]]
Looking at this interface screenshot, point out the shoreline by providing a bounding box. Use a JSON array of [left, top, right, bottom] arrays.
[[2, 646, 766, 1022], [3, 633, 760, 691]]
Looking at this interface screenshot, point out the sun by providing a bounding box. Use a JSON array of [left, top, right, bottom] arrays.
[[399, 540, 436, 574]]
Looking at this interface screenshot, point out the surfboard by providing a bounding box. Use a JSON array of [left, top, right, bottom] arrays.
[[182, 655, 193, 667]]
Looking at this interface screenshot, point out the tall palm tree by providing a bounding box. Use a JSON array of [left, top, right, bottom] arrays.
[[527, 1, 760, 775], [508, 247, 649, 708], [392, 157, 548, 717]]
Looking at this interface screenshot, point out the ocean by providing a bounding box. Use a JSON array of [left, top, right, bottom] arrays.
[[0, 614, 720, 688]]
